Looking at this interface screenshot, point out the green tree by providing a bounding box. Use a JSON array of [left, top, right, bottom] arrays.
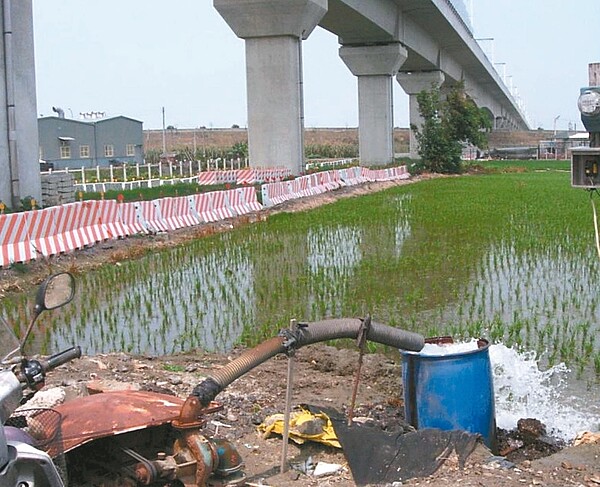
[[412, 82, 491, 173]]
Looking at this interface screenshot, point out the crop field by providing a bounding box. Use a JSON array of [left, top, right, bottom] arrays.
[[2, 164, 599, 383]]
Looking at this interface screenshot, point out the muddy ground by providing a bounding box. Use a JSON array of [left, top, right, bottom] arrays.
[[3, 176, 600, 486]]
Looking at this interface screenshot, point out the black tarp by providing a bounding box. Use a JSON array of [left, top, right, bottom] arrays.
[[307, 405, 481, 485]]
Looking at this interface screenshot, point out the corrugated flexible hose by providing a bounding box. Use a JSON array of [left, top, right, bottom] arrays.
[[191, 318, 424, 406]]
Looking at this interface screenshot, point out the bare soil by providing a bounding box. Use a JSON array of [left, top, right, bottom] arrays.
[[42, 344, 600, 487], [3, 175, 600, 486]]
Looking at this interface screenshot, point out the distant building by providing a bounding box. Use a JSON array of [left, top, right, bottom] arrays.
[[38, 115, 143, 169], [539, 131, 589, 160]]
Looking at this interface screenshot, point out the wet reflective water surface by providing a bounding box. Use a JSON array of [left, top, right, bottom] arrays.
[[2, 174, 600, 432]]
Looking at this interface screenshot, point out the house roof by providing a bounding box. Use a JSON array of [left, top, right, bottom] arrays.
[[38, 115, 143, 125], [94, 115, 143, 124]]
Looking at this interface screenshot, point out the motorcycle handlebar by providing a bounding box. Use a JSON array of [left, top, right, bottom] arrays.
[[43, 346, 82, 372]]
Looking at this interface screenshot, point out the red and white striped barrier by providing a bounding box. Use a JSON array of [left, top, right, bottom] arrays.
[[133, 201, 169, 233], [0, 166, 407, 266], [197, 172, 217, 186], [260, 165, 410, 207], [52, 202, 108, 252], [196, 167, 292, 187], [119, 202, 146, 236], [99, 200, 127, 239], [208, 191, 235, 220], [157, 198, 186, 231], [190, 193, 218, 223], [236, 169, 256, 185], [27, 207, 61, 258], [0, 212, 32, 267], [237, 187, 262, 213], [173, 196, 200, 228]]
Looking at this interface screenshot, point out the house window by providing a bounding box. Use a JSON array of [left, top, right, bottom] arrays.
[[126, 144, 135, 156], [104, 144, 114, 157], [60, 140, 71, 159], [80, 145, 90, 158]]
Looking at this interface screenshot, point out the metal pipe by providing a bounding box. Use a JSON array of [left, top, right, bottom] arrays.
[[3, 0, 19, 208], [192, 319, 424, 406]]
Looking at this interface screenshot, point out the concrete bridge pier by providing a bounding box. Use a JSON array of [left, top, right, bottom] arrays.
[[214, 0, 327, 175], [339, 44, 407, 166], [396, 71, 445, 159], [0, 0, 41, 208]]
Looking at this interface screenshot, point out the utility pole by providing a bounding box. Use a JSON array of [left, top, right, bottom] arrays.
[[162, 106, 166, 155]]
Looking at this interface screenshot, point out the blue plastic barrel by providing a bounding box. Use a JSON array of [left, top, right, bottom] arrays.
[[401, 337, 497, 451]]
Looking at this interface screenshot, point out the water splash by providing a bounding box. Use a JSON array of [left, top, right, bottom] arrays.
[[490, 344, 600, 441]]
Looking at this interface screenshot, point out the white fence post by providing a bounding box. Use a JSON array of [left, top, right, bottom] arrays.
[[136, 163, 140, 178], [109, 165, 114, 182]]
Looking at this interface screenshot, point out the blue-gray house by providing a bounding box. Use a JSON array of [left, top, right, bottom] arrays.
[[38, 115, 143, 169]]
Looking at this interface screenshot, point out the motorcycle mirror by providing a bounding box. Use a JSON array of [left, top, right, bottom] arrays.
[[19, 272, 75, 353], [35, 272, 76, 312]]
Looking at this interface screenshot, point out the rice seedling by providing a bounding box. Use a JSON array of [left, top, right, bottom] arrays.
[[2, 167, 599, 384]]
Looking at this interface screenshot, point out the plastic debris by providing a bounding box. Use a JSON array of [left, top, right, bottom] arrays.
[[313, 461, 343, 477], [257, 407, 341, 448]]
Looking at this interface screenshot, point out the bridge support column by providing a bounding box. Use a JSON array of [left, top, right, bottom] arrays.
[[396, 71, 445, 159], [214, 0, 327, 175], [0, 0, 41, 209], [339, 44, 407, 166]]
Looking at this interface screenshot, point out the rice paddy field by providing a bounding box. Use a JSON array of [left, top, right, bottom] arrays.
[[3, 161, 600, 387]]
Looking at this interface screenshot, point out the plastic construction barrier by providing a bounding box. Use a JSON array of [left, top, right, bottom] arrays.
[[99, 200, 128, 240], [0, 167, 405, 266], [157, 197, 187, 231], [196, 168, 292, 187], [0, 200, 126, 266], [208, 191, 235, 220], [119, 202, 147, 236], [237, 186, 263, 213], [26, 207, 61, 258], [190, 193, 219, 223], [0, 212, 33, 267], [226, 188, 262, 216], [260, 165, 410, 208], [50, 202, 108, 253]]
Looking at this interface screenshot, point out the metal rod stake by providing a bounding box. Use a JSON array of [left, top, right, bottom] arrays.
[[280, 318, 296, 473]]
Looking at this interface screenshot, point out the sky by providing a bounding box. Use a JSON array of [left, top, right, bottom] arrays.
[[32, 0, 600, 132]]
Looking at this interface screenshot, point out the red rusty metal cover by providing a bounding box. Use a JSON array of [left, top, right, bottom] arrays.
[[53, 391, 185, 453]]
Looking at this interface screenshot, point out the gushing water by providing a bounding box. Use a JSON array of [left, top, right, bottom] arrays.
[[490, 344, 600, 441], [413, 340, 600, 441]]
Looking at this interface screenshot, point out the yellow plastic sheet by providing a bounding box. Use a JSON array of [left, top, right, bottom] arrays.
[[257, 407, 341, 449]]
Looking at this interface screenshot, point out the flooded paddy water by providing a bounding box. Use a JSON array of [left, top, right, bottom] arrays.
[[2, 171, 600, 436]]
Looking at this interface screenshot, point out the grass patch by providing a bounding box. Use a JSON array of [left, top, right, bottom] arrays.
[[468, 159, 570, 173], [79, 182, 256, 202], [162, 363, 185, 372]]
